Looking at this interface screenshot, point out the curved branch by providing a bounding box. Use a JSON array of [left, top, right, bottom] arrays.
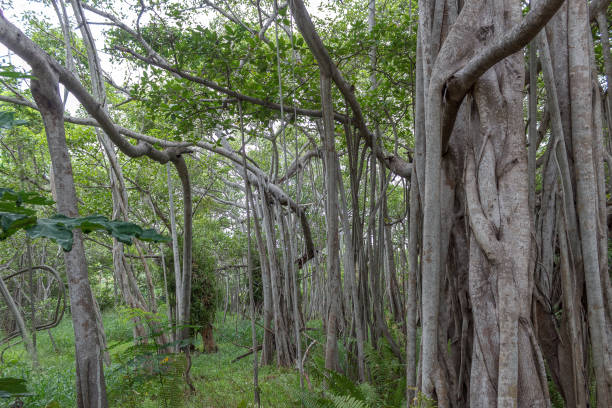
[[1, 265, 66, 345], [450, 0, 566, 89], [465, 152, 503, 263], [80, 2, 346, 123], [441, 0, 567, 149], [114, 44, 347, 122], [290, 0, 412, 179], [275, 147, 321, 184], [0, 12, 190, 164]]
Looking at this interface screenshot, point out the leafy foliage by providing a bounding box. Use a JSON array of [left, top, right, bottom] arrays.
[[108, 307, 187, 408], [0, 112, 28, 130], [164, 243, 221, 347], [0, 378, 29, 399], [190, 249, 219, 334], [0, 188, 170, 250], [0, 65, 35, 80]]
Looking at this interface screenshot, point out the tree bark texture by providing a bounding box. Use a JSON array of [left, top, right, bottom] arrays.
[[30, 64, 108, 408]]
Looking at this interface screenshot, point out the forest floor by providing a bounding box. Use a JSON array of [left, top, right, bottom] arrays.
[[0, 309, 312, 407]]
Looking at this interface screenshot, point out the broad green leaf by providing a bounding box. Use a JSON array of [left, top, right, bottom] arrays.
[[139, 228, 171, 243], [26, 217, 74, 251], [51, 214, 110, 233], [17, 192, 54, 206], [0, 188, 53, 206], [0, 212, 37, 239], [0, 188, 169, 250], [0, 111, 28, 130], [0, 377, 29, 398], [106, 221, 143, 244], [0, 202, 36, 215], [0, 69, 35, 79]]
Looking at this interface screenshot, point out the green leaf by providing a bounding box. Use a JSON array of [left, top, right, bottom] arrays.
[[0, 212, 37, 239], [0, 202, 36, 215], [106, 221, 144, 244], [18, 192, 54, 206], [0, 111, 28, 130], [0, 188, 53, 206], [0, 377, 29, 398], [55, 214, 110, 233], [0, 66, 35, 79], [0, 187, 169, 250], [139, 228, 171, 243], [26, 217, 74, 251]]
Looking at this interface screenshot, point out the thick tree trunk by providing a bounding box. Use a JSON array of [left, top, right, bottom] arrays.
[[415, 0, 564, 405], [30, 67, 108, 408]]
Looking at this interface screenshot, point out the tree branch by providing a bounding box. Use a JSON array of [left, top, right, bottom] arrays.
[[464, 152, 503, 263], [441, 0, 567, 149], [114, 44, 347, 122], [275, 147, 321, 184], [589, 0, 611, 22], [0, 13, 190, 165], [80, 3, 346, 123], [290, 0, 412, 179]]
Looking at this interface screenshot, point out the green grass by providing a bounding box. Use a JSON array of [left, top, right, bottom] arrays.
[[183, 316, 302, 408], [0, 310, 308, 408], [0, 313, 77, 407]]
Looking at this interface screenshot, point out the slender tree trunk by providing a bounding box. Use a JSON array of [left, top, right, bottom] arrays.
[[240, 100, 260, 405], [0, 273, 37, 367], [160, 248, 174, 342], [16, 144, 40, 369], [25, 240, 39, 368], [406, 167, 419, 405], [167, 163, 182, 346], [173, 157, 193, 346], [285, 211, 304, 387], [568, 0, 612, 403], [337, 149, 365, 381], [320, 72, 342, 372], [258, 183, 293, 366], [248, 186, 274, 365]]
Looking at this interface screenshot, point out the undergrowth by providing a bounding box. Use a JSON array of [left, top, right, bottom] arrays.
[[1, 309, 439, 408]]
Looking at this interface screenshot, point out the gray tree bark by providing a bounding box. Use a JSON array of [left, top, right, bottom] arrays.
[[320, 72, 342, 372], [568, 0, 612, 404], [0, 267, 37, 369], [30, 59, 108, 408]]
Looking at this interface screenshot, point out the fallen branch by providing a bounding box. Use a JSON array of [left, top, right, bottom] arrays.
[[231, 344, 263, 363]]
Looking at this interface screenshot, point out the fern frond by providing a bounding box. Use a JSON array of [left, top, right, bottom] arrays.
[[329, 394, 369, 408], [298, 390, 334, 408], [358, 383, 383, 407]]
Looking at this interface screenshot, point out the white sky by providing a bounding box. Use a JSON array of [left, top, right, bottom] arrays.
[[1, 0, 106, 113]]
